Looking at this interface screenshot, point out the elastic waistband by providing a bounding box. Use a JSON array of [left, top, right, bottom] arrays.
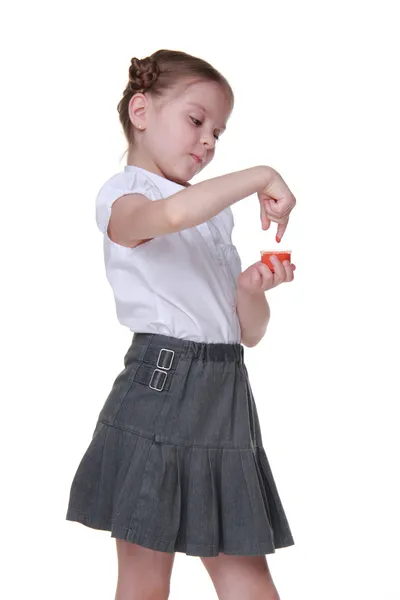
[[131, 333, 244, 363]]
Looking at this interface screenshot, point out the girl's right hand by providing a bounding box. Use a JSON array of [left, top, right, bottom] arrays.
[[258, 167, 296, 242], [237, 257, 296, 295]]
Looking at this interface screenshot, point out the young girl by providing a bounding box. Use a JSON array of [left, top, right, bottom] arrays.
[[66, 49, 297, 600]]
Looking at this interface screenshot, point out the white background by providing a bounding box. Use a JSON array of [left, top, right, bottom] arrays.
[[1, 0, 399, 598]]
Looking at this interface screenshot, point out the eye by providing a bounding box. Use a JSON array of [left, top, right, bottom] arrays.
[[190, 116, 220, 142]]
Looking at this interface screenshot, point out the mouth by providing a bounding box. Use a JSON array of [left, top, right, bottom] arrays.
[[191, 154, 204, 164]]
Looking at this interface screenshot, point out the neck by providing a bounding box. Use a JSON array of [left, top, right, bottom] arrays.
[[126, 148, 190, 187], [127, 148, 162, 177]]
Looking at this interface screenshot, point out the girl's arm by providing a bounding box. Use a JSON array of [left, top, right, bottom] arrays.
[[236, 288, 271, 347], [108, 166, 271, 246], [236, 254, 295, 347]]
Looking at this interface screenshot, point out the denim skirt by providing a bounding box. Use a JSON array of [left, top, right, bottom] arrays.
[[65, 332, 295, 557]]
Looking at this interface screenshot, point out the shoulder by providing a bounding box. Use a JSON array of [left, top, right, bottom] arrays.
[[95, 166, 163, 235], [96, 167, 162, 203]]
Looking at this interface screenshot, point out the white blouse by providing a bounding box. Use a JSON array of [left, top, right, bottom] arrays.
[[95, 165, 243, 343]]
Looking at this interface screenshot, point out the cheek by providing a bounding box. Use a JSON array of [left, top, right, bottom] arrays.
[[159, 114, 184, 139], [172, 121, 193, 146], [206, 149, 215, 164]]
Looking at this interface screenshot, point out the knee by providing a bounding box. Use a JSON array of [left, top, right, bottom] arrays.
[[143, 583, 171, 600], [117, 581, 171, 600], [140, 586, 171, 600], [148, 585, 170, 600]]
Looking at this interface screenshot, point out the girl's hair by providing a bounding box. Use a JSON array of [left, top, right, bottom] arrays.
[[117, 49, 234, 148]]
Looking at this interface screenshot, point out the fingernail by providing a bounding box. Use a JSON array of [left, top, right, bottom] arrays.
[[276, 235, 281, 243]]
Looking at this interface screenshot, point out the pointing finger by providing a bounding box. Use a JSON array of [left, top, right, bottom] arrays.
[[276, 219, 289, 243]]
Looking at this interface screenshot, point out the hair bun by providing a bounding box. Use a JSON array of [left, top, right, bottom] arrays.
[[129, 56, 160, 93]]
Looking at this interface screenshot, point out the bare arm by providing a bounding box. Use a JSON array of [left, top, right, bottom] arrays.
[[108, 166, 272, 247], [236, 288, 271, 347]]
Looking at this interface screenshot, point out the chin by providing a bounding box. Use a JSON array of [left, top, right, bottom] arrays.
[[173, 175, 191, 187], [170, 165, 197, 186]]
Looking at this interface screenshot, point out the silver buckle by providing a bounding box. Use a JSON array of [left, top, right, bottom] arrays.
[[157, 348, 174, 370], [149, 369, 167, 392]]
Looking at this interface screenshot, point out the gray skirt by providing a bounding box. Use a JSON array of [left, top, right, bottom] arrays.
[[65, 333, 295, 557]]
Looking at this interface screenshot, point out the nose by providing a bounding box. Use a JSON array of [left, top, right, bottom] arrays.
[[200, 130, 216, 150]]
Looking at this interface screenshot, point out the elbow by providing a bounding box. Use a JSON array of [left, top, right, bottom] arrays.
[[240, 325, 269, 348], [242, 340, 257, 348], [240, 334, 259, 348], [166, 204, 181, 231], [165, 197, 185, 233]]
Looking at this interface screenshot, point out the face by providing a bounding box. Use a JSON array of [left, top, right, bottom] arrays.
[[128, 79, 233, 185]]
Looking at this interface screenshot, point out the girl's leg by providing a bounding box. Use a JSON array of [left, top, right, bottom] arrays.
[[115, 539, 176, 600], [200, 553, 280, 600]]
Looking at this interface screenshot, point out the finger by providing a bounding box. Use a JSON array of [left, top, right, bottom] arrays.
[[252, 266, 261, 281], [282, 260, 294, 282], [264, 198, 280, 216], [264, 198, 295, 223], [258, 262, 275, 288], [259, 258, 277, 289], [251, 265, 262, 289], [259, 197, 269, 230], [269, 255, 286, 283], [264, 195, 295, 220], [276, 219, 289, 243], [258, 261, 273, 277], [260, 202, 271, 230], [274, 193, 296, 219]]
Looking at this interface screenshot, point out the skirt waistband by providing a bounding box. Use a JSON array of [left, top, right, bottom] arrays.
[[131, 333, 244, 364]]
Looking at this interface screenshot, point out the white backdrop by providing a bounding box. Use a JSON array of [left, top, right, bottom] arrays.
[[2, 0, 399, 599]]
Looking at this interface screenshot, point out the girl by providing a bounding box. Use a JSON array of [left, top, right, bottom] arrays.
[[66, 49, 297, 600]]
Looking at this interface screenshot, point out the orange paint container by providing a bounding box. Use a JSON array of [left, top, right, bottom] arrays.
[[261, 250, 292, 273]]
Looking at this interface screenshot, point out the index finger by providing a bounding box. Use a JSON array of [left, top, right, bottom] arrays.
[[276, 218, 289, 243]]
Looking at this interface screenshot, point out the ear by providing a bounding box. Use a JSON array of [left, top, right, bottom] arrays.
[[128, 93, 148, 130]]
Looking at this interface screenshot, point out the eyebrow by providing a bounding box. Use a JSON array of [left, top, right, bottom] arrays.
[[187, 102, 227, 131]]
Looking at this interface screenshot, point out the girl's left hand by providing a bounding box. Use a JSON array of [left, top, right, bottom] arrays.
[[237, 257, 296, 294]]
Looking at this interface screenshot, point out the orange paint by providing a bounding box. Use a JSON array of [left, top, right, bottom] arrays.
[[260, 250, 292, 273]]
